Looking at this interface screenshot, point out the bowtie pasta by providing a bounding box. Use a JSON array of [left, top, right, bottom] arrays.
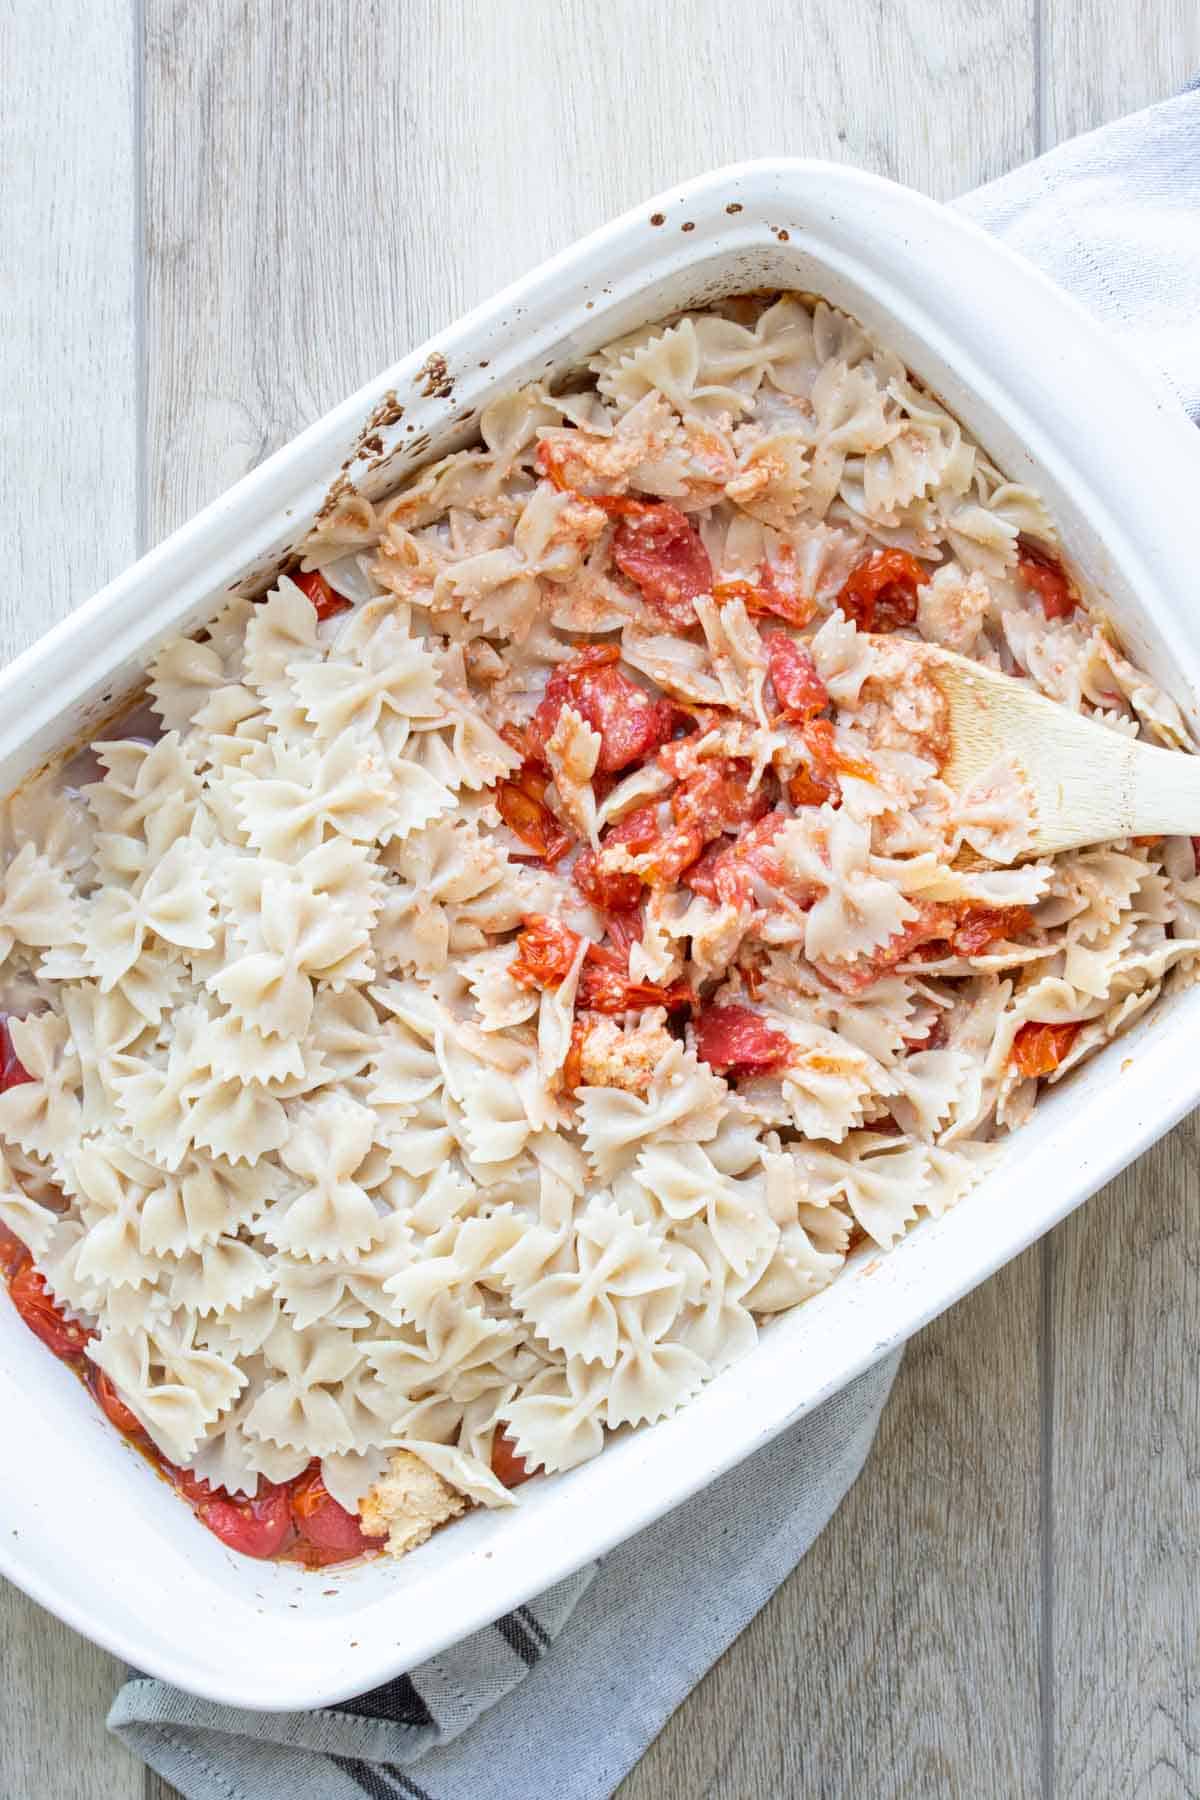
[[2, 294, 1197, 1565]]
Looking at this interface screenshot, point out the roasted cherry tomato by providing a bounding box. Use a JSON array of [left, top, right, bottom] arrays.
[[577, 949, 693, 1015], [562, 1018, 589, 1092], [765, 634, 829, 722], [812, 902, 959, 995], [291, 1466, 385, 1556], [290, 566, 352, 622], [671, 759, 768, 835], [195, 1481, 295, 1560], [712, 561, 815, 628], [610, 503, 713, 629], [530, 645, 678, 775], [1011, 1020, 1082, 1079], [496, 762, 573, 866], [88, 1365, 146, 1437], [572, 804, 660, 910], [1016, 540, 1076, 621], [0, 1220, 30, 1281], [491, 1427, 537, 1489], [8, 1264, 92, 1361], [836, 549, 928, 633], [952, 904, 1033, 955], [510, 916, 586, 990], [168, 1463, 215, 1505], [694, 1005, 792, 1079]]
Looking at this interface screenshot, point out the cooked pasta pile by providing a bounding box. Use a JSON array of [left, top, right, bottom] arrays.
[[1, 294, 1198, 1556]]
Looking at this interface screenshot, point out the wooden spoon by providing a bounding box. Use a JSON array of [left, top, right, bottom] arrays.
[[926, 648, 1200, 858]]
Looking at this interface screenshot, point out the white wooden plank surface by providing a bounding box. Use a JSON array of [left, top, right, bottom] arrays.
[[0, 1, 145, 1797], [3, 4, 1200, 1798]]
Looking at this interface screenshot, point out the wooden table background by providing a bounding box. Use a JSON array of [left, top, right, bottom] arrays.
[[2, 2, 1198, 1795]]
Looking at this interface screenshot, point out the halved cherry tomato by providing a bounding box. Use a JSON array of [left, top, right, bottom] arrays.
[[1011, 1020, 1082, 1079], [572, 845, 643, 912], [510, 917, 690, 1013], [0, 1220, 30, 1281], [684, 810, 790, 908], [530, 645, 678, 774], [577, 949, 693, 1015], [694, 1005, 792, 1079], [88, 1366, 146, 1438], [713, 561, 816, 628], [610, 503, 713, 629], [604, 908, 644, 960], [8, 1264, 92, 1361], [491, 1427, 537, 1488], [765, 634, 829, 722], [952, 904, 1033, 955], [196, 1482, 295, 1560], [0, 1016, 34, 1092], [169, 1463, 215, 1505], [1016, 540, 1076, 621], [671, 759, 768, 835], [291, 1466, 385, 1555], [290, 566, 352, 622], [496, 762, 573, 865], [837, 549, 928, 632], [573, 804, 663, 908], [787, 766, 836, 807], [635, 822, 706, 888], [510, 916, 586, 990]]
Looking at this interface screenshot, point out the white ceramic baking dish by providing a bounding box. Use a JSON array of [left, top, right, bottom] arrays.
[[3, 159, 1200, 1711]]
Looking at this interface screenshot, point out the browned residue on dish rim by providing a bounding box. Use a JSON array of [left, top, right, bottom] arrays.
[[417, 353, 454, 400]]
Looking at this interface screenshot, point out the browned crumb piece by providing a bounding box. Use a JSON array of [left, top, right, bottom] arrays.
[[360, 1450, 467, 1559]]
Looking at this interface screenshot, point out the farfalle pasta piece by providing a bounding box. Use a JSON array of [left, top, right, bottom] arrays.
[[209, 875, 370, 1039], [633, 1142, 778, 1279], [0, 1013, 82, 1161], [793, 1132, 931, 1250], [139, 1153, 277, 1256], [88, 1313, 246, 1465], [235, 735, 444, 859], [0, 844, 81, 969], [264, 1093, 384, 1261], [0, 1141, 62, 1260], [506, 1199, 680, 1368], [292, 598, 444, 750], [578, 1042, 728, 1181], [85, 734, 204, 880], [148, 595, 257, 734], [244, 1316, 377, 1456], [85, 840, 215, 990]]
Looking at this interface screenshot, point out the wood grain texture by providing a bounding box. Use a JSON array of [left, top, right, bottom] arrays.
[[141, 0, 1034, 540], [1049, 1130, 1200, 1799], [0, 1, 144, 1796], [1044, 0, 1200, 144], [1043, 26, 1200, 1800]]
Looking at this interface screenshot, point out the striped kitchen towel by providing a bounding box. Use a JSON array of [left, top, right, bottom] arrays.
[[109, 81, 1200, 1800]]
